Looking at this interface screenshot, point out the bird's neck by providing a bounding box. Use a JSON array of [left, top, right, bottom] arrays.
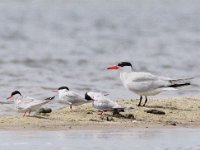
[[120, 72, 129, 83], [58, 90, 67, 99], [14, 95, 23, 103], [119, 67, 133, 82]]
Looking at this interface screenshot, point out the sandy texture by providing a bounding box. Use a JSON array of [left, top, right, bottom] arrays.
[[0, 97, 200, 130]]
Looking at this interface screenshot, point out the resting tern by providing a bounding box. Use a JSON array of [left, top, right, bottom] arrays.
[[85, 92, 125, 114], [56, 86, 91, 109], [7, 90, 55, 116], [107, 62, 191, 106]]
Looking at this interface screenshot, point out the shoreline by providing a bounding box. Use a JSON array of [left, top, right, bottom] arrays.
[[0, 121, 199, 131], [0, 97, 200, 130], [0, 120, 200, 131]]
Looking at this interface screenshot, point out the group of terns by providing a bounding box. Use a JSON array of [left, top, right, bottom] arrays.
[[6, 62, 191, 116]]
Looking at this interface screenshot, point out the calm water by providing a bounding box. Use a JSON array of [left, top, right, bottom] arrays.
[[0, 128, 199, 150], [0, 0, 200, 113]]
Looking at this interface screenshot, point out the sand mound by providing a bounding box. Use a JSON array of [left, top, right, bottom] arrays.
[[0, 97, 200, 130]]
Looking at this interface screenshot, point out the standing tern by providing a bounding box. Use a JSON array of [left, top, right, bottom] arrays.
[[85, 92, 125, 115], [7, 90, 55, 116], [107, 62, 191, 106], [55, 86, 92, 109]]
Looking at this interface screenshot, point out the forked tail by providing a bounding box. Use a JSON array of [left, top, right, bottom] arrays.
[[168, 78, 191, 88]]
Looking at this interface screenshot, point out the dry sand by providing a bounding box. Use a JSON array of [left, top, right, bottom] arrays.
[[0, 97, 200, 130]]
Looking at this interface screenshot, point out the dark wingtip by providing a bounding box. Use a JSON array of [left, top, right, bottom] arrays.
[[169, 83, 191, 88], [44, 96, 55, 100]]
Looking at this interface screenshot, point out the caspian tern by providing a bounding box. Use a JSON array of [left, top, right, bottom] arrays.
[[85, 92, 125, 114], [7, 90, 55, 116], [107, 62, 191, 106], [56, 86, 92, 109]]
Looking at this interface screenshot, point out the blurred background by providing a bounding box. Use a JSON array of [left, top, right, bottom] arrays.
[[0, 0, 200, 104]]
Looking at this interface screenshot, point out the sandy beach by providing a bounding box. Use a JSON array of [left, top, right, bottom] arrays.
[[0, 97, 200, 130]]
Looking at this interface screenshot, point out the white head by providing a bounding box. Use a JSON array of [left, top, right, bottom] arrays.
[[85, 92, 104, 101], [57, 86, 69, 99], [7, 90, 22, 100]]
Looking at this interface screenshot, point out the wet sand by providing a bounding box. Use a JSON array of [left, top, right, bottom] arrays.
[[0, 97, 200, 130]]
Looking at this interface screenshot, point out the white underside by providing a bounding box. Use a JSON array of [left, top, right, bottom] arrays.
[[120, 71, 178, 96], [58, 90, 88, 106], [14, 96, 51, 113], [88, 92, 124, 111]]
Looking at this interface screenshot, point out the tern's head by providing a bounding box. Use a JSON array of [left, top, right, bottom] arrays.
[[7, 90, 22, 100], [107, 62, 133, 71], [56, 86, 69, 98], [85, 92, 104, 101], [85, 92, 94, 101]]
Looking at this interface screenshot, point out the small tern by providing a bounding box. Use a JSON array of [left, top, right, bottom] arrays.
[[55, 86, 92, 109], [85, 92, 125, 115], [7, 90, 54, 116]]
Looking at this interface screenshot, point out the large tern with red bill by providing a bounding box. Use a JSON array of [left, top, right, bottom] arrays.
[[107, 62, 191, 106]]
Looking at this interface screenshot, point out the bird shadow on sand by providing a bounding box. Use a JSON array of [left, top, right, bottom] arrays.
[[105, 112, 135, 120], [113, 113, 135, 120], [90, 112, 135, 122], [27, 115, 50, 119], [144, 105, 191, 111]]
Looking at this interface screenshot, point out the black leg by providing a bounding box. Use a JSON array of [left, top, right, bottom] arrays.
[[23, 111, 27, 117], [28, 110, 31, 116], [138, 96, 142, 106], [143, 96, 148, 106]]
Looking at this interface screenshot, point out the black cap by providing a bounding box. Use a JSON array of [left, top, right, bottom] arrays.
[[117, 62, 133, 70], [118, 62, 132, 67], [85, 92, 93, 101], [11, 90, 22, 96], [58, 86, 69, 91]]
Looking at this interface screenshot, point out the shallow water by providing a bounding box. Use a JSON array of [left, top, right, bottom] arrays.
[[0, 128, 199, 150], [0, 0, 200, 114]]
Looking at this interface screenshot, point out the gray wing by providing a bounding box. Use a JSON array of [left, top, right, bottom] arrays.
[[63, 91, 87, 105], [125, 72, 171, 92], [94, 95, 122, 110], [17, 96, 50, 110]]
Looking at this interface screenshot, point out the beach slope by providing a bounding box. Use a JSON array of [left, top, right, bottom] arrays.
[[0, 97, 200, 130]]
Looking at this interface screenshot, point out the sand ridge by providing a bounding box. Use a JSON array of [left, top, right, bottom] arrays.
[[0, 97, 200, 130]]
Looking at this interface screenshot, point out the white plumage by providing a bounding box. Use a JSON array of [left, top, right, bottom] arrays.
[[86, 92, 124, 112], [7, 91, 54, 116], [57, 86, 90, 109], [107, 62, 191, 106]]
